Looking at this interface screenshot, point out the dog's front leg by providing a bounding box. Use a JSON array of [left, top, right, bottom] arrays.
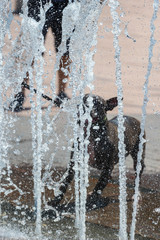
[[48, 151, 75, 208], [88, 167, 113, 203]]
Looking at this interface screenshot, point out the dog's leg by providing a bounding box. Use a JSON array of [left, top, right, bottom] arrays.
[[131, 139, 146, 183], [140, 142, 146, 179], [88, 167, 113, 203], [48, 151, 75, 208]]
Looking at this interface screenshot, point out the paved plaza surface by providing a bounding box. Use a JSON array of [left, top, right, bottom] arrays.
[[5, 0, 160, 173], [1, 0, 160, 239]]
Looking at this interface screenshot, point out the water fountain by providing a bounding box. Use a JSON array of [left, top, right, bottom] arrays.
[[0, 0, 160, 240]]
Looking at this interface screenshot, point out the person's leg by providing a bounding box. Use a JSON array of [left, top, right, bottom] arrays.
[[45, 2, 71, 106], [13, 0, 23, 14], [58, 55, 69, 93], [9, 72, 29, 112], [9, 1, 40, 111], [10, 2, 70, 111], [52, 54, 71, 107]]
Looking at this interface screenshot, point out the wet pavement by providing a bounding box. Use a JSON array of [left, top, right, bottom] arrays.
[[1, 162, 160, 239], [1, 1, 160, 239], [0, 110, 160, 240], [5, 112, 160, 173]]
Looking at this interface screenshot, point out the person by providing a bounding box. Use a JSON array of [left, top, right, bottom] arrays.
[[10, 0, 105, 111], [13, 0, 23, 14], [10, 0, 72, 111]]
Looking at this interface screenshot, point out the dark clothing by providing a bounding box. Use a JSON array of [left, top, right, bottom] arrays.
[[27, 0, 69, 22], [27, 0, 70, 53]]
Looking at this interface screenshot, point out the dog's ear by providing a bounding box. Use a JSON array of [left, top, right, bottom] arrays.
[[105, 97, 118, 111]]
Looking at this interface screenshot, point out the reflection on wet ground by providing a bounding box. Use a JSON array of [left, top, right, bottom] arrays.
[[1, 165, 159, 239]]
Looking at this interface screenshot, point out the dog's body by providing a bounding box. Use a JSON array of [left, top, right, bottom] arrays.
[[48, 94, 146, 207]]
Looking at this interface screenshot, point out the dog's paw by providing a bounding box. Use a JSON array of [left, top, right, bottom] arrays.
[[47, 199, 59, 209], [47, 194, 63, 208], [86, 194, 110, 211], [86, 193, 100, 210]]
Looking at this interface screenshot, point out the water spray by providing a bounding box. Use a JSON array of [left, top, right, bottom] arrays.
[[109, 0, 128, 239], [130, 1, 159, 239]]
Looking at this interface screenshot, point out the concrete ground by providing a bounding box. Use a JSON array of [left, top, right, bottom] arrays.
[[0, 111, 159, 239], [1, 0, 160, 239]]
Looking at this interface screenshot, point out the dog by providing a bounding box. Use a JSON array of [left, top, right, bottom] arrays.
[[48, 94, 146, 208]]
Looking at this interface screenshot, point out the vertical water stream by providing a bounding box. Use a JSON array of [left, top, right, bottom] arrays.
[[0, 1, 158, 239], [109, 0, 128, 239], [0, 0, 8, 217], [62, 1, 105, 239], [130, 1, 159, 239]]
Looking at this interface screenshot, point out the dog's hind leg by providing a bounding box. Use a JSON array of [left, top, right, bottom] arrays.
[[131, 138, 146, 183], [48, 151, 75, 208]]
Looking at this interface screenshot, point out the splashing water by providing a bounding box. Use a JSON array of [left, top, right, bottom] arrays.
[[23, 3, 46, 236], [7, 0, 47, 235], [63, 1, 105, 239], [109, 0, 128, 239], [130, 1, 159, 240], [0, 0, 159, 240], [0, 1, 7, 215], [0, 0, 13, 217]]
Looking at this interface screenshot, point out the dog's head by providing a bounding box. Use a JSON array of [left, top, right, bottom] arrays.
[[82, 94, 118, 125]]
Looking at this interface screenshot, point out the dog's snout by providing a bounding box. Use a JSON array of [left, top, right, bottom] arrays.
[[90, 108, 98, 117]]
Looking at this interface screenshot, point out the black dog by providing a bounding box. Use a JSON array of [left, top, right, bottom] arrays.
[[48, 94, 146, 207]]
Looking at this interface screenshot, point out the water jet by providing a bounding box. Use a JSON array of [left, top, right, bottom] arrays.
[[0, 1, 160, 239]]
